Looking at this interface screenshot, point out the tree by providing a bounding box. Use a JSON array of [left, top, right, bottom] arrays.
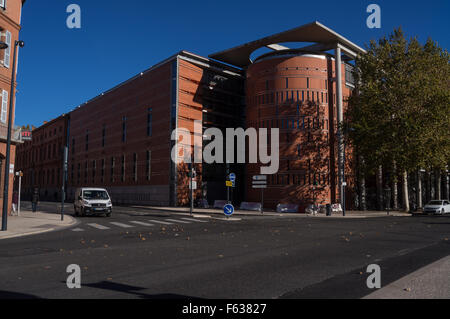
[[346, 28, 450, 212]]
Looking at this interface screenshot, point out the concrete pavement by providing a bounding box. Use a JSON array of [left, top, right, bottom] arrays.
[[364, 254, 450, 299], [0, 211, 77, 240]]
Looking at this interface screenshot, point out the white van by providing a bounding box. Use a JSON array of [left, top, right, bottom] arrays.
[[74, 188, 113, 217]]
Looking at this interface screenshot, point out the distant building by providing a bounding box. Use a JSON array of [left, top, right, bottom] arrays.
[[0, 0, 25, 216], [16, 22, 365, 211]]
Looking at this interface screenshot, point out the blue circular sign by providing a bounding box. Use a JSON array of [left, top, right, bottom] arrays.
[[224, 204, 234, 216], [229, 173, 236, 182]]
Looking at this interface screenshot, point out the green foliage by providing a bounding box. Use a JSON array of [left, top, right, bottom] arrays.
[[346, 28, 450, 177]]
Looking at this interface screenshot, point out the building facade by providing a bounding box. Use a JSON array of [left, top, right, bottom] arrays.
[[16, 22, 365, 212], [0, 0, 25, 216], [245, 51, 355, 210]]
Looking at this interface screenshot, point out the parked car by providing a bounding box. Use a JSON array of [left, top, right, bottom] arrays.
[[423, 200, 450, 215], [74, 188, 113, 217]]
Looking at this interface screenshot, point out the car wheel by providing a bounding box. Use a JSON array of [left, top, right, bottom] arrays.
[[442, 209, 445, 215], [81, 207, 85, 217], [106, 213, 111, 217]]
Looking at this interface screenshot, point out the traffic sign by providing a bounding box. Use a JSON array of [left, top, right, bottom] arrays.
[[223, 204, 234, 216], [253, 185, 267, 189], [229, 173, 236, 182], [189, 180, 197, 190], [226, 181, 233, 187]]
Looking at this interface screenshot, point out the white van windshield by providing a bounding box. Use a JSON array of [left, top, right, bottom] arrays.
[[83, 190, 109, 200]]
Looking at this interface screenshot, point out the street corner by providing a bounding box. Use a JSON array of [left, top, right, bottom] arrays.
[[0, 211, 79, 240]]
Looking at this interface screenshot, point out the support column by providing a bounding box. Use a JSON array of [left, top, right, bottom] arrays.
[[335, 46, 344, 211]]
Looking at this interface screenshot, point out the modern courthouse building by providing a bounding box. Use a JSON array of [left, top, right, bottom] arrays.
[[16, 22, 366, 211], [0, 0, 25, 216]]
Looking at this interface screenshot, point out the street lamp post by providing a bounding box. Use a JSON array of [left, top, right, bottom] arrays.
[[1, 40, 24, 231]]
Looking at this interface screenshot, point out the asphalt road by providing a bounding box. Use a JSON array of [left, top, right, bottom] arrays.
[[1, 202, 449, 299]]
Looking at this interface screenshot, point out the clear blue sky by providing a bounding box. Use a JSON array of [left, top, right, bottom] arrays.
[[16, 0, 450, 127]]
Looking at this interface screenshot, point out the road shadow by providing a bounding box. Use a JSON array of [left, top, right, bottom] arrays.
[[0, 290, 40, 299], [82, 281, 202, 299]]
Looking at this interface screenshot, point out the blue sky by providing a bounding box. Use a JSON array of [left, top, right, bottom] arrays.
[[16, 0, 450, 127]]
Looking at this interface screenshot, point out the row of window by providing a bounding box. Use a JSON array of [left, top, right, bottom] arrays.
[[251, 90, 329, 107], [267, 172, 330, 186], [18, 142, 63, 167], [73, 108, 153, 154], [250, 116, 329, 132], [70, 151, 152, 185]]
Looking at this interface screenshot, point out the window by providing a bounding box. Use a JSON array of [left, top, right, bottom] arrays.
[[102, 125, 106, 147], [307, 78, 309, 88], [285, 78, 289, 89], [101, 159, 105, 183], [1, 89, 8, 123], [133, 153, 137, 182], [0, 0, 6, 9], [85, 130, 89, 151], [122, 117, 127, 142], [146, 150, 151, 181], [110, 157, 115, 183], [3, 31, 11, 68], [84, 161, 88, 183], [92, 160, 96, 183], [147, 108, 152, 137], [121, 155, 125, 182]]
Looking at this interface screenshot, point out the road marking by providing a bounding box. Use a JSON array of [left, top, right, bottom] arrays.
[[166, 219, 191, 224], [149, 219, 173, 225], [180, 217, 208, 223], [130, 221, 154, 227], [110, 222, 134, 228], [72, 228, 85, 232], [87, 223, 110, 230]]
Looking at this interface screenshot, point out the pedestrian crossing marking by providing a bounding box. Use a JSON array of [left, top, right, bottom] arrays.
[[130, 221, 154, 227], [72, 228, 85, 232], [87, 223, 110, 230], [149, 219, 173, 225], [180, 217, 208, 223], [166, 219, 191, 224], [109, 222, 134, 228]]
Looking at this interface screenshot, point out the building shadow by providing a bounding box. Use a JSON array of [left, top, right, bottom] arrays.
[[0, 290, 40, 299], [82, 281, 202, 299]]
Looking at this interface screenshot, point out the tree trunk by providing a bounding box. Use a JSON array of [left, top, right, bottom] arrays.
[[416, 170, 422, 209], [376, 165, 383, 211], [402, 170, 410, 212], [392, 161, 398, 210], [358, 156, 367, 211], [445, 170, 450, 200], [435, 169, 441, 200]]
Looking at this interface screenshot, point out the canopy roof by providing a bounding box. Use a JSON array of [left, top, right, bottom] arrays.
[[209, 21, 366, 68]]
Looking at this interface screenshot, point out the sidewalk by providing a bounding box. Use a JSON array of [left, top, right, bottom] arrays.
[[130, 205, 412, 218], [364, 255, 450, 299], [0, 211, 78, 240], [307, 210, 412, 218]]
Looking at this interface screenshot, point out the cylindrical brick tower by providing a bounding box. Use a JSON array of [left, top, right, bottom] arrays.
[[245, 50, 353, 211]]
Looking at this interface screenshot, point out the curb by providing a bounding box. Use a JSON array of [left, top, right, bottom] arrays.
[[0, 215, 79, 240]]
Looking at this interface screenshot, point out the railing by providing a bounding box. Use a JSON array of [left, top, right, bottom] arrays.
[[0, 123, 23, 143]]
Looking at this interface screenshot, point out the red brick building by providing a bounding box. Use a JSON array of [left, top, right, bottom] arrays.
[[15, 115, 69, 201], [0, 0, 25, 216], [16, 22, 366, 211]]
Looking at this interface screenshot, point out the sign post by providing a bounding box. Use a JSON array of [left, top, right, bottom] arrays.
[[189, 165, 196, 217], [252, 175, 267, 214], [15, 171, 22, 216]]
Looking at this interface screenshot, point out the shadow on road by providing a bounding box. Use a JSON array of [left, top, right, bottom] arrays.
[[82, 281, 202, 299], [0, 290, 40, 299]]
